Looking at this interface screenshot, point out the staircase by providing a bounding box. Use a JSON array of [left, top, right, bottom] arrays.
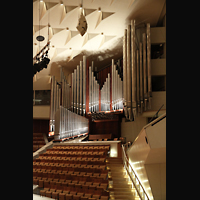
[[107, 157, 140, 200]]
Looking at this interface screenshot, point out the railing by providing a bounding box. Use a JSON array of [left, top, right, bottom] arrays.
[[121, 144, 151, 200]]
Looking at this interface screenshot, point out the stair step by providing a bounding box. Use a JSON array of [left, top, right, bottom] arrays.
[[112, 184, 132, 188], [110, 195, 135, 199], [110, 188, 136, 192]]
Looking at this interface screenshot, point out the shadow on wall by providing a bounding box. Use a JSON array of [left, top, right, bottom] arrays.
[[49, 36, 123, 78]]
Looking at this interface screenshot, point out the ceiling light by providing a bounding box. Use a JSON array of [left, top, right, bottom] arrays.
[[40, 0, 43, 2], [60, 1, 63, 5], [98, 7, 101, 12], [80, 4, 82, 9], [66, 27, 69, 31]]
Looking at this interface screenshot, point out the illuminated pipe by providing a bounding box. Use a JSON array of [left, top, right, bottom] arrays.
[[96, 80, 98, 111], [83, 56, 86, 116], [71, 73, 74, 111], [93, 76, 96, 112], [127, 24, 132, 120], [147, 23, 152, 109], [131, 20, 136, 120], [74, 69, 77, 113], [123, 29, 128, 118], [113, 65, 115, 110], [118, 74, 120, 110], [57, 84, 60, 110], [142, 33, 147, 111], [95, 80, 98, 111], [91, 71, 94, 112], [50, 76, 55, 132], [112, 59, 114, 111], [108, 73, 110, 111], [136, 50, 140, 113], [80, 61, 83, 115], [89, 66, 92, 112], [105, 78, 108, 111], [77, 65, 80, 114], [139, 42, 143, 113]]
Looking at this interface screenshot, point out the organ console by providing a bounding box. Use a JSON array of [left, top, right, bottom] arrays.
[[49, 20, 153, 138]]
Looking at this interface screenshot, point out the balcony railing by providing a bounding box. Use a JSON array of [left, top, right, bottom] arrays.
[[121, 144, 151, 200]]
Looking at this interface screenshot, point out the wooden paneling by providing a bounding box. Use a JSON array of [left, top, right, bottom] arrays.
[[97, 65, 111, 89], [89, 114, 121, 139], [33, 119, 49, 136]]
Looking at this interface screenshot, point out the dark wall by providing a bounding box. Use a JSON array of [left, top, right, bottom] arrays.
[[89, 115, 122, 139], [33, 119, 49, 135]]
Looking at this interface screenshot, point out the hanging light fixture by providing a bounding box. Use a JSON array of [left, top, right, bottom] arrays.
[[76, 0, 87, 36]]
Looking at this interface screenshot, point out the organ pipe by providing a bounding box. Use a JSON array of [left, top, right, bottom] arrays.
[[131, 20, 136, 120], [108, 73, 110, 111], [77, 65, 80, 114], [89, 66, 92, 112], [142, 33, 147, 111], [74, 69, 77, 113], [122, 20, 152, 121], [50, 65, 88, 140], [80, 61, 83, 115], [147, 23, 152, 109], [71, 73, 74, 111], [136, 50, 140, 114], [139, 42, 143, 113], [83, 56, 86, 116], [127, 24, 132, 120], [123, 29, 128, 118]]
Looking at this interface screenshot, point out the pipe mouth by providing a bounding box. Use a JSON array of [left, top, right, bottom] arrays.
[[128, 108, 133, 121], [132, 108, 136, 120]]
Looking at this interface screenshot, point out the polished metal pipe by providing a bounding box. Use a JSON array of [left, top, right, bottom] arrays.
[[71, 73, 74, 112], [136, 50, 140, 114], [80, 61, 83, 115], [83, 56, 86, 115], [131, 20, 136, 120], [112, 59, 114, 110], [123, 29, 128, 118], [127, 25, 132, 120], [50, 76, 55, 132], [73, 69, 77, 113], [91, 71, 94, 112], [139, 42, 143, 113], [108, 73, 110, 111], [147, 23, 152, 109], [89, 66, 92, 112], [77, 65, 80, 114], [142, 33, 147, 111]]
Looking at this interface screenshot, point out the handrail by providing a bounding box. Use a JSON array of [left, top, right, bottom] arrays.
[[121, 144, 151, 200]]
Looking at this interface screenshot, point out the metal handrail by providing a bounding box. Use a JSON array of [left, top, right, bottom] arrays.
[[121, 144, 151, 200]]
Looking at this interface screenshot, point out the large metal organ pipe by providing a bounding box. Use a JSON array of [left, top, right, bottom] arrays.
[[50, 54, 126, 140], [123, 20, 152, 121], [101, 74, 110, 111], [49, 61, 88, 140]]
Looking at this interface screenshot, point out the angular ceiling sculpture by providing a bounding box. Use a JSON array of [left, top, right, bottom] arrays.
[[33, 0, 166, 84]]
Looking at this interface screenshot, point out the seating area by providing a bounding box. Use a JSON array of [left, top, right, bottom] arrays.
[[33, 133, 46, 152], [33, 145, 110, 200], [88, 134, 112, 141]]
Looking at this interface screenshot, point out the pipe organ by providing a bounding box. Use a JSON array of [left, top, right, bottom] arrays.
[[123, 20, 152, 121], [111, 59, 123, 111], [89, 66, 99, 112], [49, 65, 88, 140], [71, 56, 87, 116], [101, 73, 110, 111]]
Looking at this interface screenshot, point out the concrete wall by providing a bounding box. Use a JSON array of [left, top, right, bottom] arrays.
[[121, 116, 148, 143], [33, 105, 50, 119]]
